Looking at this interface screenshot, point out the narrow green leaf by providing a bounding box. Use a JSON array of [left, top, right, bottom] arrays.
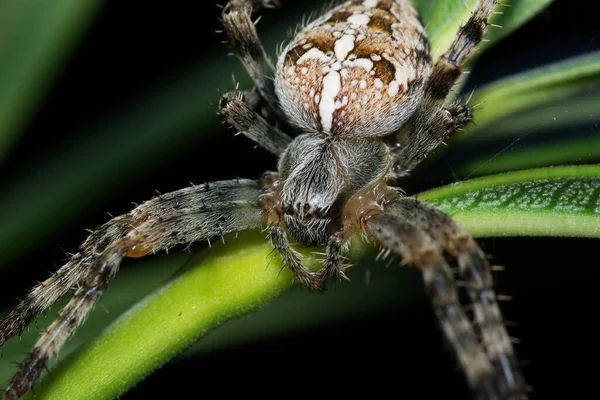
[[181, 260, 423, 356], [26, 165, 600, 399], [468, 51, 600, 134], [465, 91, 599, 139], [456, 136, 600, 176], [0, 61, 232, 265], [420, 165, 600, 237], [0, 0, 102, 160]]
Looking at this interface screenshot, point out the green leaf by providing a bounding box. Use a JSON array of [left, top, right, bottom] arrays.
[[467, 51, 600, 134], [0, 0, 102, 161], [446, 54, 600, 176], [420, 165, 600, 237], [0, 61, 233, 265], [455, 135, 600, 176], [465, 91, 599, 140], [25, 165, 600, 399]]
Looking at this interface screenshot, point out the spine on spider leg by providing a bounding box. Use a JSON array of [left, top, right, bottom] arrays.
[[2, 242, 126, 400], [0, 215, 133, 347]]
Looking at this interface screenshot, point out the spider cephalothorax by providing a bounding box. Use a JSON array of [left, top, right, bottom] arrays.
[[0, 1, 527, 399]]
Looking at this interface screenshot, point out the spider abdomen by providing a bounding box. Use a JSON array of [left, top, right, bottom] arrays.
[[275, 0, 431, 137]]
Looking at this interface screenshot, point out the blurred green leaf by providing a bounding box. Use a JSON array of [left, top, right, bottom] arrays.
[[456, 136, 600, 176], [0, 0, 102, 160], [467, 51, 600, 134], [26, 165, 600, 399], [0, 61, 234, 265], [464, 91, 599, 139]]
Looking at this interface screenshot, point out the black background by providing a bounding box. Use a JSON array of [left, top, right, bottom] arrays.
[[1, 0, 599, 398]]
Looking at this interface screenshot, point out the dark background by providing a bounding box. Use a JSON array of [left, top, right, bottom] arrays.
[[1, 0, 599, 398]]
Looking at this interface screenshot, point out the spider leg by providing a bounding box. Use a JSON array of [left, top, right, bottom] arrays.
[[392, 0, 497, 173], [221, 0, 284, 120], [268, 225, 324, 291], [3, 243, 125, 400], [320, 231, 351, 281], [364, 203, 503, 400], [427, 0, 499, 99], [320, 222, 353, 281], [394, 198, 527, 399], [219, 90, 292, 155], [0, 178, 269, 399], [393, 100, 473, 174], [0, 219, 129, 347]]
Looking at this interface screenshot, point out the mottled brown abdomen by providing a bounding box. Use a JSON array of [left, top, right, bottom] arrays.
[[275, 0, 431, 137]]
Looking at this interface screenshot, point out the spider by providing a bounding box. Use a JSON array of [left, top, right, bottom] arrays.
[[0, 0, 527, 399]]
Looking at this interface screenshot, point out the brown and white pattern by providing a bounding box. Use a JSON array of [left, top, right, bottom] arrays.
[[276, 0, 430, 136]]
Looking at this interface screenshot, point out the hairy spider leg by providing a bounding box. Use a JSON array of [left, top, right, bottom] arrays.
[[365, 202, 503, 400], [392, 0, 498, 173], [3, 243, 124, 400], [395, 198, 527, 399], [0, 179, 268, 399], [219, 90, 293, 156], [268, 225, 324, 291], [320, 181, 403, 281], [0, 216, 132, 347], [221, 0, 286, 121]]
